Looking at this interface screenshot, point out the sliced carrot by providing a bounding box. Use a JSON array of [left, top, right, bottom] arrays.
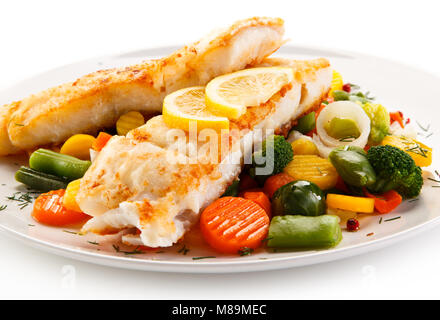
[[238, 188, 264, 197], [238, 173, 259, 192], [263, 173, 295, 199], [200, 197, 269, 254], [92, 132, 113, 151], [32, 189, 90, 227], [364, 189, 402, 214], [242, 191, 272, 218]]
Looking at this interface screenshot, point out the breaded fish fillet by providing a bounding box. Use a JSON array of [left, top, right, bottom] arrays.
[[0, 17, 285, 156], [78, 58, 331, 248]]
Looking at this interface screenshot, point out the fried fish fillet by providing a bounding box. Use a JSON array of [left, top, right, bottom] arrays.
[[0, 17, 285, 156], [78, 58, 331, 248]]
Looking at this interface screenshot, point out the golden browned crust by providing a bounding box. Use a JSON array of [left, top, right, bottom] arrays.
[[1, 16, 285, 155]]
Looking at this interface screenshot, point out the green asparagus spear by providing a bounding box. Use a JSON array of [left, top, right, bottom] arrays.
[[15, 166, 69, 192], [29, 149, 91, 180]]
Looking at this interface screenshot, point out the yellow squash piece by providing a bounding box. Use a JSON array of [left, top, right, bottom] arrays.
[[381, 135, 432, 167], [326, 194, 375, 213], [329, 70, 343, 95], [327, 208, 358, 225], [163, 86, 229, 132], [290, 138, 319, 155], [116, 111, 145, 136], [63, 179, 82, 212], [283, 155, 338, 190], [60, 134, 96, 160]]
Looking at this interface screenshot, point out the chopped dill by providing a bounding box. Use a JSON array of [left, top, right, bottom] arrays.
[[112, 244, 144, 255], [177, 244, 190, 255], [6, 191, 40, 210], [87, 241, 100, 245], [384, 216, 401, 222], [379, 217, 383, 224], [428, 178, 440, 183], [315, 166, 324, 175], [63, 230, 80, 235], [28, 224, 35, 227], [192, 256, 216, 260], [416, 121, 430, 132], [408, 198, 419, 203], [238, 247, 254, 256], [0, 205, 7, 211], [261, 236, 273, 244]]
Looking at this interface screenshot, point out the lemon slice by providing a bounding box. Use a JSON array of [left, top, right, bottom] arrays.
[[163, 86, 229, 132], [205, 67, 294, 119]]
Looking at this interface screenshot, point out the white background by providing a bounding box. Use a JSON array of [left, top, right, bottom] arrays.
[[0, 0, 439, 299]]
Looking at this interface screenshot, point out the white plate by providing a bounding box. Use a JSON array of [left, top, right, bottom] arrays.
[[0, 45, 439, 273]]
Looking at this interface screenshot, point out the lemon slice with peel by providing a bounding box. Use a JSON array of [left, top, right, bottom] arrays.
[[205, 67, 294, 119], [163, 86, 229, 132]]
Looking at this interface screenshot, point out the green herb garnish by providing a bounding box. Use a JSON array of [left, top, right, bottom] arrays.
[[192, 256, 216, 260], [238, 247, 254, 256]]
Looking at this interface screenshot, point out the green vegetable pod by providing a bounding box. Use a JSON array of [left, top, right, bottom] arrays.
[[329, 146, 376, 187], [272, 180, 326, 217], [15, 166, 69, 192], [29, 148, 91, 181], [332, 90, 350, 101], [267, 215, 342, 248], [292, 112, 315, 134]]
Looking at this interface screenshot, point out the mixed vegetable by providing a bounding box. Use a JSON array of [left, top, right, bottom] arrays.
[[205, 70, 431, 254], [11, 71, 433, 257]]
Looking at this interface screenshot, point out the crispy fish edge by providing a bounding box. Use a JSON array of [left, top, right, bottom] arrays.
[[0, 17, 285, 155]]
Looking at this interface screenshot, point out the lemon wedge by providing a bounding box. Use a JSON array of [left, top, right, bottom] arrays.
[[205, 67, 294, 119], [163, 86, 229, 132]]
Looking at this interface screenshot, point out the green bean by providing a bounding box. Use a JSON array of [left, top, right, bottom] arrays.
[[29, 149, 91, 180], [15, 166, 68, 192], [332, 90, 350, 101], [329, 148, 376, 187], [292, 112, 315, 134], [267, 215, 342, 248]]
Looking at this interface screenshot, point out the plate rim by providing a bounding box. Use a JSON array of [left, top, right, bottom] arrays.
[[0, 44, 439, 273]]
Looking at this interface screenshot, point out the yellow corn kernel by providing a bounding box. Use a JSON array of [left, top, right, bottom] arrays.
[[116, 111, 145, 136], [326, 194, 375, 213], [329, 70, 343, 95], [283, 155, 338, 190], [290, 138, 319, 155], [60, 134, 96, 160], [381, 135, 432, 167], [63, 179, 82, 212]]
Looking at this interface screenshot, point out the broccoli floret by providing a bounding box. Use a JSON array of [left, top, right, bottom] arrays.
[[250, 135, 293, 184], [362, 102, 390, 145], [367, 145, 423, 198]]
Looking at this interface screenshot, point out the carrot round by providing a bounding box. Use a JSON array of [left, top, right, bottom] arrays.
[[200, 197, 269, 254], [263, 172, 295, 198], [242, 191, 272, 218], [32, 189, 90, 226]]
